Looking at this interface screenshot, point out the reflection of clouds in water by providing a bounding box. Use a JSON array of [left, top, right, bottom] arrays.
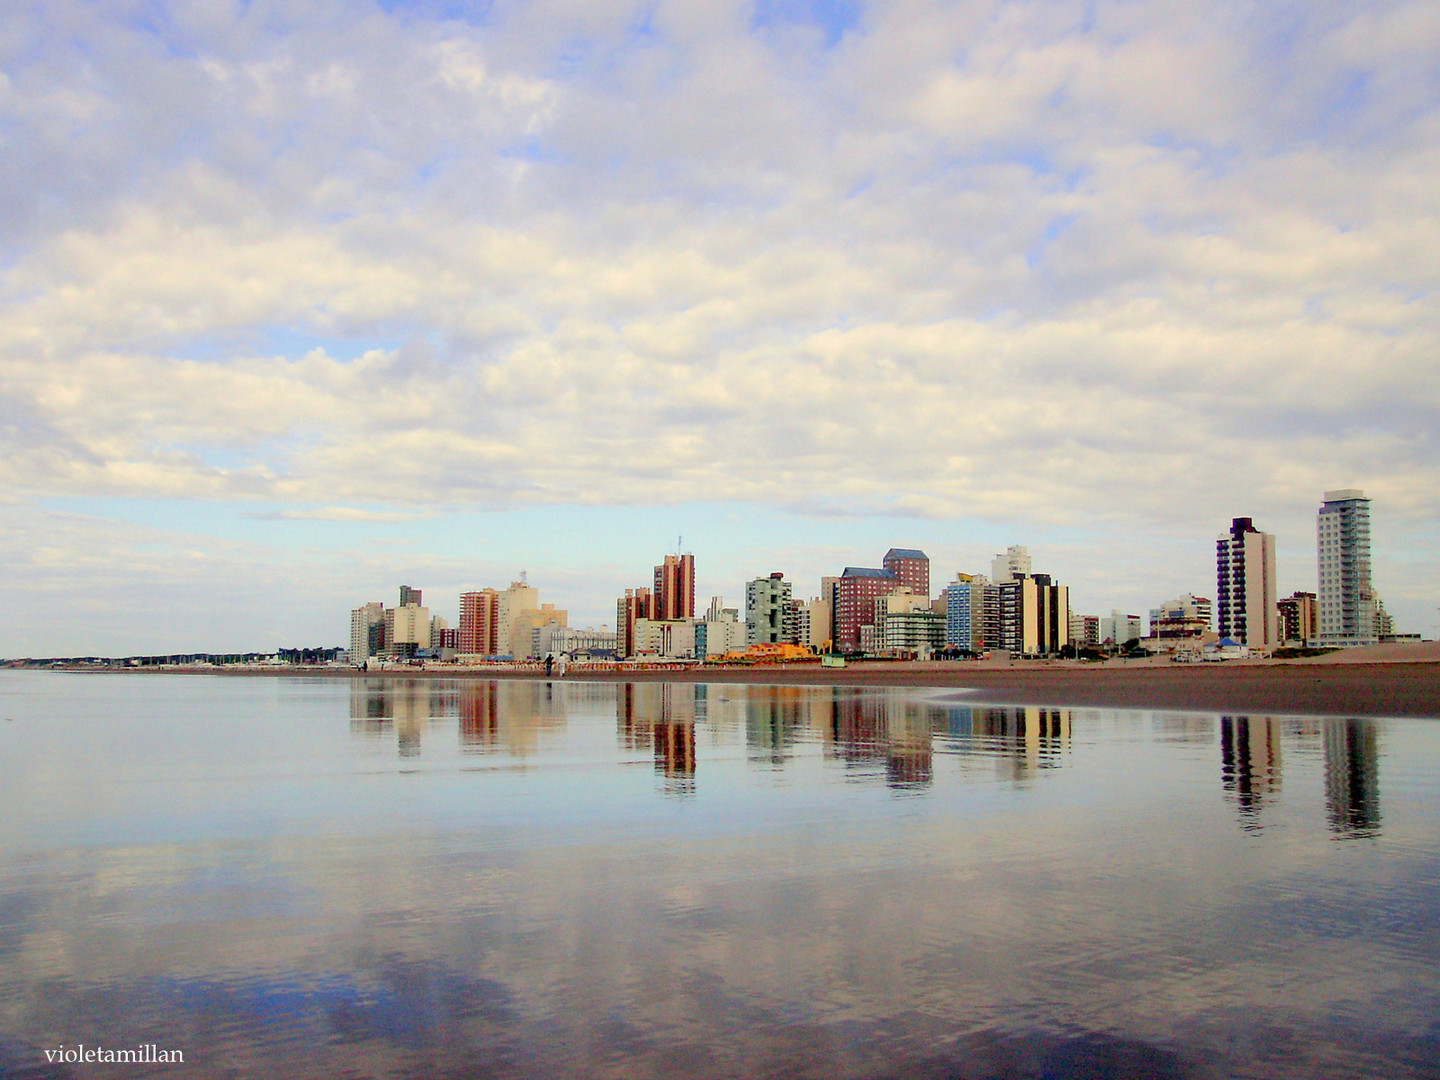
[[9, 807, 1437, 1076], [1, 679, 1434, 1077]]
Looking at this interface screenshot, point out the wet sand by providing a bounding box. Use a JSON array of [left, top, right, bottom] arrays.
[[172, 650, 1440, 719], [474, 659, 1440, 718]]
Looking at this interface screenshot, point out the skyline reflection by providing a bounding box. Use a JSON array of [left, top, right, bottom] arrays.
[[1325, 717, 1382, 837], [340, 682, 1385, 834], [1, 671, 1429, 1080]]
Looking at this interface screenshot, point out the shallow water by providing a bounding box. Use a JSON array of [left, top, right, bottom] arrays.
[[1, 672, 1437, 1079]]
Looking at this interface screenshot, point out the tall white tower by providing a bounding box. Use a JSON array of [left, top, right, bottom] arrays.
[[1317, 489, 1376, 647]]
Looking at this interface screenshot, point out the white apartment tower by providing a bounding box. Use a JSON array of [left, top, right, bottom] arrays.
[[1317, 489, 1377, 647], [1216, 517, 1277, 651]]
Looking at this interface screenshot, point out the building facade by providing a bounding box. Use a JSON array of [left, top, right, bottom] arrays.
[[1317, 489, 1377, 647], [832, 566, 899, 652], [884, 609, 945, 653], [1149, 594, 1213, 639], [1277, 591, 1318, 646], [994, 574, 1069, 656], [1100, 610, 1142, 646], [783, 599, 810, 647], [349, 602, 386, 663], [746, 573, 792, 645], [1217, 517, 1278, 650], [943, 574, 987, 652], [535, 625, 617, 657], [990, 545, 1032, 583], [616, 587, 654, 658], [458, 589, 500, 656], [883, 548, 930, 598], [653, 553, 696, 622], [1068, 613, 1100, 648], [386, 601, 430, 658]]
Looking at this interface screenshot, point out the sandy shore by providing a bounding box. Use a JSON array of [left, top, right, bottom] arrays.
[[470, 658, 1439, 718], [83, 643, 1437, 719]]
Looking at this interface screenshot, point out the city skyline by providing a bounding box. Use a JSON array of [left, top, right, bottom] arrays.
[[2, 1, 1437, 655]]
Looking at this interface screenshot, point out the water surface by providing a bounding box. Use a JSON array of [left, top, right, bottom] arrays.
[[1, 672, 1437, 1078]]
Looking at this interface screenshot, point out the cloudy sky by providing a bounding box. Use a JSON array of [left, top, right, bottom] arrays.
[[2, 0, 1438, 655]]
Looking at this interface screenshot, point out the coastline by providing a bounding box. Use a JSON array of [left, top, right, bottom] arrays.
[[40, 652, 1440, 720]]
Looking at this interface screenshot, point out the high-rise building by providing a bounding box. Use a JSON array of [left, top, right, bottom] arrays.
[[386, 601, 430, 658], [497, 580, 539, 658], [993, 574, 1069, 655], [349, 602, 386, 663], [458, 589, 501, 656], [510, 603, 567, 660], [398, 585, 422, 608], [1217, 517, 1277, 650], [943, 573, 987, 652], [617, 587, 654, 658], [654, 553, 695, 621], [783, 598, 810, 646], [746, 573, 792, 645], [1317, 489, 1377, 647], [883, 549, 930, 599], [832, 566, 899, 652]]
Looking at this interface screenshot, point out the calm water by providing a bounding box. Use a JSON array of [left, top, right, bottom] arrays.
[[1, 672, 1438, 1079]]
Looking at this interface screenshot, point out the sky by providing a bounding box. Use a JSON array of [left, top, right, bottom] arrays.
[[1, 0, 1438, 656]]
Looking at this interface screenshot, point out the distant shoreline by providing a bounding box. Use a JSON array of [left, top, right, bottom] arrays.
[[32, 651, 1440, 720]]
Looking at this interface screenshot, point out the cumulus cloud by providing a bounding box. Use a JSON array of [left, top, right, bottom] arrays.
[[1, 0, 1438, 645]]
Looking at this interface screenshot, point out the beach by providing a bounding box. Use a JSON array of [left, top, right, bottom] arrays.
[[80, 641, 1439, 720]]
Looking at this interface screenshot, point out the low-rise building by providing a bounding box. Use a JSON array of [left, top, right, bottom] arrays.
[[535, 625, 618, 656], [1068, 613, 1100, 648], [884, 608, 945, 654], [1101, 610, 1143, 647], [1277, 591, 1318, 646], [632, 618, 698, 660], [1149, 595, 1213, 639]]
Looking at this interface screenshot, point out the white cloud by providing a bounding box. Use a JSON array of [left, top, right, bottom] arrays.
[[0, 0, 1437, 647]]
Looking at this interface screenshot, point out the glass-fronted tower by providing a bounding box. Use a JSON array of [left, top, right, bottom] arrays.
[[1317, 489, 1376, 647]]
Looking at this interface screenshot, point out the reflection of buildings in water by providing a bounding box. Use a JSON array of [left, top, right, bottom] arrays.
[[828, 690, 935, 790], [616, 683, 698, 793], [745, 686, 807, 766], [458, 682, 499, 751], [654, 717, 696, 792], [1323, 718, 1381, 837], [1150, 713, 1216, 744], [455, 680, 571, 757], [349, 679, 449, 756], [347, 677, 586, 759], [617, 683, 697, 751], [950, 706, 1073, 782], [1219, 715, 1283, 829]]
